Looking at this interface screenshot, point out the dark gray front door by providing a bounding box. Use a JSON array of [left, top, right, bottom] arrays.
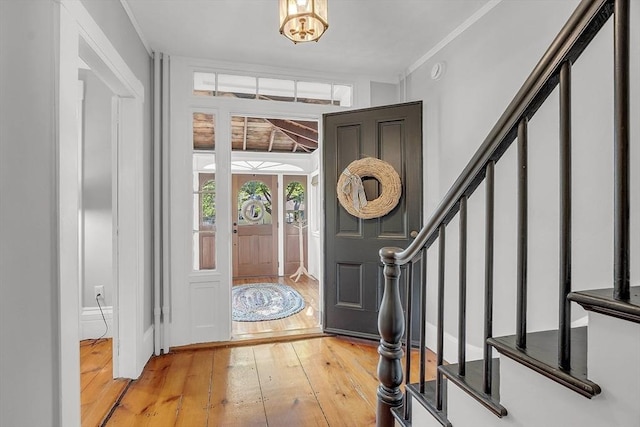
[[323, 102, 423, 339]]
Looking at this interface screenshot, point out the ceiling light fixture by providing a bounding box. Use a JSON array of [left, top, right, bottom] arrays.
[[279, 0, 328, 44]]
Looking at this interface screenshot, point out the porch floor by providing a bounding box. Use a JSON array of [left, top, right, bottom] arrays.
[[231, 275, 321, 340]]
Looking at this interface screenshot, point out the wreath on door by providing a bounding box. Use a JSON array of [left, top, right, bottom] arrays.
[[336, 157, 402, 219], [241, 199, 265, 224]]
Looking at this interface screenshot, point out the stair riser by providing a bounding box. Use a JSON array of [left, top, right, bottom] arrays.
[[587, 312, 640, 427], [442, 313, 640, 426], [408, 400, 449, 427]]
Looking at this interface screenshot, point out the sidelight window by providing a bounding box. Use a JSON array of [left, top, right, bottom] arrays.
[[192, 112, 216, 271]]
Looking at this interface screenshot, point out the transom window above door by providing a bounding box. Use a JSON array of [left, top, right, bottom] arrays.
[[193, 71, 352, 107]]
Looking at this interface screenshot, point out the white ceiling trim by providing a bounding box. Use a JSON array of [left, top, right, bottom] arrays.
[[406, 0, 503, 76], [62, 0, 144, 100], [120, 0, 153, 57]]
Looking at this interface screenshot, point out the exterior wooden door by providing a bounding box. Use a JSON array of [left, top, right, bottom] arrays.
[[232, 174, 278, 278], [323, 102, 423, 339]]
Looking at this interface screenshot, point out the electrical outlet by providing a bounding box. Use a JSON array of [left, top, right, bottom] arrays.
[[94, 285, 104, 299]]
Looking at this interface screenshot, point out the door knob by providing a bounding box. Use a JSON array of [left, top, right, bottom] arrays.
[[233, 229, 238, 234], [410, 230, 418, 238]]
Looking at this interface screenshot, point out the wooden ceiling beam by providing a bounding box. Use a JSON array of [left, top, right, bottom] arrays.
[[278, 129, 319, 150], [242, 116, 248, 151], [268, 128, 275, 152], [264, 118, 318, 145]]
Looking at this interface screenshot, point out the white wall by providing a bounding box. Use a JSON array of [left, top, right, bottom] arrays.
[[405, 0, 639, 360], [78, 69, 115, 340], [79, 69, 114, 309], [0, 1, 61, 425], [0, 0, 153, 424], [370, 81, 400, 107]]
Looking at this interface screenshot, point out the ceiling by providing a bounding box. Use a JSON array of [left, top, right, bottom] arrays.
[[124, 0, 492, 80], [194, 113, 319, 153]]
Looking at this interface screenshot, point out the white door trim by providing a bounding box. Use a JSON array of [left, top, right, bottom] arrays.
[[169, 57, 335, 347], [58, 1, 146, 425]]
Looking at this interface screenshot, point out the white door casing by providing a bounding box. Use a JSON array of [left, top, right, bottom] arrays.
[[58, 1, 147, 425], [168, 56, 349, 346]]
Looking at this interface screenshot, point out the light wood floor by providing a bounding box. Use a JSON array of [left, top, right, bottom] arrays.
[[232, 275, 321, 339], [81, 278, 436, 426], [80, 339, 129, 426], [103, 336, 435, 426]]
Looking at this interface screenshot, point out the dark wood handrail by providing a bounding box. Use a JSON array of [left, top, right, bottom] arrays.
[[379, 0, 611, 267], [376, 0, 629, 425]]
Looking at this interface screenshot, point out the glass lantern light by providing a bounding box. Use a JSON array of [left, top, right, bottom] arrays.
[[279, 0, 328, 44]]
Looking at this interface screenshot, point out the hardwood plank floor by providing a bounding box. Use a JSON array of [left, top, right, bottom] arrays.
[[80, 339, 129, 427], [232, 275, 321, 338], [104, 336, 433, 427]]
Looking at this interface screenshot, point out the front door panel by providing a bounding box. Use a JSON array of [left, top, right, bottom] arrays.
[[324, 102, 423, 338], [232, 174, 278, 278]]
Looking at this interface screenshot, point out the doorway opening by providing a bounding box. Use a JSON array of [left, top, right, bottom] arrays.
[[231, 172, 321, 340], [76, 61, 126, 423], [59, 3, 148, 423], [225, 114, 322, 340]]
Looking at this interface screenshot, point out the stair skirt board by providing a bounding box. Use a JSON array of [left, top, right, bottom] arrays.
[[487, 327, 601, 398], [439, 359, 506, 417]]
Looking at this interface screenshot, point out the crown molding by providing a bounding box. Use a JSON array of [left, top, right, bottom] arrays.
[[120, 0, 153, 56], [406, 0, 503, 76]]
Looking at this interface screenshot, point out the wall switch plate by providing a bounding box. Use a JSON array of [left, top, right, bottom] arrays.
[[94, 285, 104, 299]]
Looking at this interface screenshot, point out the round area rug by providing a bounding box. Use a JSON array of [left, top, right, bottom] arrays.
[[232, 283, 305, 322]]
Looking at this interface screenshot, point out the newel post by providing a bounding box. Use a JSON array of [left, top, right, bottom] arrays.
[[377, 247, 405, 427]]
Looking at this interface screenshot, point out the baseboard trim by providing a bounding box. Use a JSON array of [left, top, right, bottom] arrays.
[[137, 325, 155, 376], [80, 306, 113, 340], [426, 322, 484, 363], [135, 325, 154, 378]]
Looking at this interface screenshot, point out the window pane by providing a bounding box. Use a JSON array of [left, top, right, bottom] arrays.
[[237, 180, 273, 225], [193, 72, 216, 96], [194, 71, 352, 107], [193, 160, 216, 270], [218, 74, 257, 99], [333, 84, 352, 107], [285, 181, 305, 224], [297, 81, 332, 104], [193, 112, 215, 150], [258, 78, 295, 102]]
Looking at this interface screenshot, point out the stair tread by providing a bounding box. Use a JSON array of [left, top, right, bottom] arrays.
[[568, 286, 640, 324], [405, 381, 452, 427], [439, 359, 507, 417], [488, 327, 601, 398]]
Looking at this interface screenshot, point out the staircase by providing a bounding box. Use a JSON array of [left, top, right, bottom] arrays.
[[375, 0, 638, 426]]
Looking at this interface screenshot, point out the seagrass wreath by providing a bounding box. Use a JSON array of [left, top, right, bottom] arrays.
[[336, 157, 402, 219]]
